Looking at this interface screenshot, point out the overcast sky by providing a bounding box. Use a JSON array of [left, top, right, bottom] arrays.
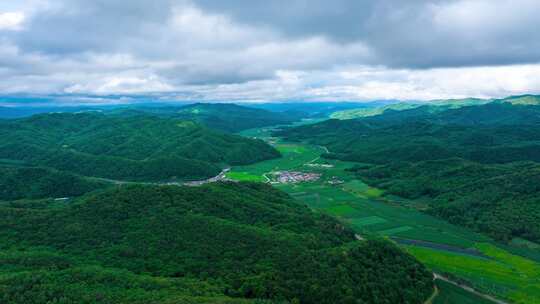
[[1, 0, 540, 104]]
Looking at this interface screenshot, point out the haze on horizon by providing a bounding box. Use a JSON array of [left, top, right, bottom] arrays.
[[1, 0, 540, 105]]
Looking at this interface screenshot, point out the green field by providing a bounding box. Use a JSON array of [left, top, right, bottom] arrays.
[[434, 279, 497, 304], [224, 171, 263, 182], [227, 142, 324, 178], [409, 243, 540, 303], [228, 127, 540, 304]]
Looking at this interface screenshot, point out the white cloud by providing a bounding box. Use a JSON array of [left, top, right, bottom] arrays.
[[0, 1, 539, 103], [0, 12, 25, 30], [177, 64, 540, 102]]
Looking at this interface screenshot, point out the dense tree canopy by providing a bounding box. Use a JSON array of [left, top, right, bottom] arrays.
[[110, 103, 302, 133], [0, 182, 433, 304], [0, 166, 108, 200], [0, 113, 280, 182]]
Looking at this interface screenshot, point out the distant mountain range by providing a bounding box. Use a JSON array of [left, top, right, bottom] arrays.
[[108, 103, 304, 133], [331, 94, 540, 119]]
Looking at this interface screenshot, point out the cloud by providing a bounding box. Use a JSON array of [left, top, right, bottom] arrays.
[[195, 0, 540, 68], [0, 0, 538, 103], [180, 64, 540, 102], [0, 12, 25, 30]]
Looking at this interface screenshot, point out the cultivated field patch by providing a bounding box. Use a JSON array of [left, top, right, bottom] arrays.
[[379, 226, 413, 236], [349, 216, 387, 227]]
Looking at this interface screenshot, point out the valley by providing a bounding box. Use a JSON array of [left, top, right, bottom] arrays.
[[227, 125, 540, 304], [3, 3, 538, 303], [2, 99, 540, 304]]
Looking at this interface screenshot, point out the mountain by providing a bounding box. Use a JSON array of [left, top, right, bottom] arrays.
[[330, 98, 490, 120], [111, 103, 303, 132], [496, 94, 540, 105], [0, 182, 433, 304], [276, 102, 540, 243], [330, 103, 421, 119], [0, 113, 280, 182], [0, 166, 107, 201], [249, 102, 388, 118], [0, 102, 304, 133], [0, 106, 107, 119]]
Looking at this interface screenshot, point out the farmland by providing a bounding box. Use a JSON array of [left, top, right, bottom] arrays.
[[434, 279, 499, 304], [228, 126, 540, 304]]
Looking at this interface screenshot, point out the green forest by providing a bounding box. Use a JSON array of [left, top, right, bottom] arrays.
[[277, 102, 540, 244], [109, 103, 303, 133], [0, 113, 280, 182], [0, 166, 108, 200], [0, 182, 433, 304]]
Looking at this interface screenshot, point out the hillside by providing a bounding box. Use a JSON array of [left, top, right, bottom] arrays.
[[330, 98, 490, 120], [250, 102, 382, 119], [111, 103, 303, 132], [496, 94, 540, 105], [0, 182, 433, 304], [330, 103, 421, 119], [0, 113, 280, 182], [329, 96, 540, 121], [0, 166, 107, 201], [276, 103, 540, 244], [355, 159, 540, 242]]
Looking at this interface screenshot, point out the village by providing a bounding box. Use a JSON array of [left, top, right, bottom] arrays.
[[270, 170, 321, 184]]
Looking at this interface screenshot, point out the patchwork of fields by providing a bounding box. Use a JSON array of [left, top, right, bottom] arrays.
[[228, 127, 540, 304]]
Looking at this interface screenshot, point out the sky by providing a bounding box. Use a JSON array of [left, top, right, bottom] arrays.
[[1, 0, 540, 105]]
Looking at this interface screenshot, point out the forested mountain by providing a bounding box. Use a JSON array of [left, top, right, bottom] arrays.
[[250, 102, 381, 118], [277, 102, 540, 243], [330, 103, 421, 119], [0, 113, 280, 182], [111, 103, 303, 132], [330, 98, 490, 120], [0, 182, 433, 304], [330, 95, 540, 120], [497, 94, 540, 105], [343, 102, 540, 127], [0, 166, 107, 201]]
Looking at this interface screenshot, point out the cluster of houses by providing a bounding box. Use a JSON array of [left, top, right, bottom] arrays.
[[272, 171, 321, 184]]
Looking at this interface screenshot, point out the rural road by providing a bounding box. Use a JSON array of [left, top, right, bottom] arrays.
[[92, 168, 231, 187], [320, 145, 329, 154], [306, 145, 330, 164], [433, 273, 510, 304], [423, 285, 439, 304]]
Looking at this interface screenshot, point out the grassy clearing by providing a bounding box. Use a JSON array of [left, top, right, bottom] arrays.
[[224, 171, 262, 182], [343, 180, 384, 198], [227, 142, 324, 179]]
